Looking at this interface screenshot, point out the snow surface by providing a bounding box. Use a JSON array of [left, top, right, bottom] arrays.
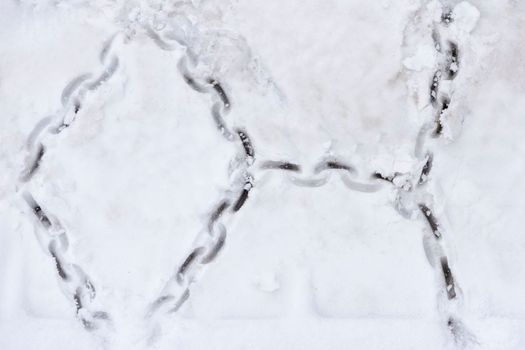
[[1, 0, 525, 349]]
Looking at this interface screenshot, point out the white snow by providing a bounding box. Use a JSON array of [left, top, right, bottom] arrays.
[[1, 0, 525, 349]]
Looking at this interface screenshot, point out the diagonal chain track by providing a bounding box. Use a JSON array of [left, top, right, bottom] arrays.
[[17, 34, 123, 333], [15, 0, 477, 347]]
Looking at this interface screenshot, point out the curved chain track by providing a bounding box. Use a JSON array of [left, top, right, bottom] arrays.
[[146, 23, 256, 320], [15, 1, 478, 346], [18, 34, 124, 333]]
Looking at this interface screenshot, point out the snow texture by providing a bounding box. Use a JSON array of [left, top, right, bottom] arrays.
[[0, 0, 524, 349]]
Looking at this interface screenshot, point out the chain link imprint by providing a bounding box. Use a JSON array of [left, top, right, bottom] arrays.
[[145, 27, 256, 318], [15, 1, 476, 346], [144, 5, 469, 339], [145, 21, 400, 317], [426, 8, 477, 345], [393, 4, 475, 345], [18, 34, 123, 332]]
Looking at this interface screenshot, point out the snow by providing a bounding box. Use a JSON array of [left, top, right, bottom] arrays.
[[1, 0, 525, 349]]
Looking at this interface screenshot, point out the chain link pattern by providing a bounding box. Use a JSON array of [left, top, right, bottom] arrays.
[[18, 34, 124, 332], [146, 21, 256, 319], [400, 3, 476, 345], [14, 1, 478, 346]]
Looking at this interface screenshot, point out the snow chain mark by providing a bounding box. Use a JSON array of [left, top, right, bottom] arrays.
[[258, 158, 384, 192], [18, 34, 123, 332], [13, 2, 474, 344], [330, 2, 471, 343], [237, 129, 255, 160], [147, 31, 257, 318], [233, 182, 252, 212], [142, 2, 472, 344], [177, 56, 235, 141], [22, 192, 111, 331], [430, 70, 441, 107], [260, 160, 301, 172], [423, 4, 461, 303], [20, 144, 45, 182], [382, 2, 463, 307], [314, 160, 355, 174], [413, 3, 474, 344], [418, 203, 442, 239], [440, 257, 456, 300]]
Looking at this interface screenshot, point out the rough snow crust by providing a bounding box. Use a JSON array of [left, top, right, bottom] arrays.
[[1, 0, 524, 349]]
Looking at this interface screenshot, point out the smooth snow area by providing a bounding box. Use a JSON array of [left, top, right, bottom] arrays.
[[1, 0, 524, 349]]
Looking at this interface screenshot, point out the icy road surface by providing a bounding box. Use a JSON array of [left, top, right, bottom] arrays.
[[1, 0, 525, 349]]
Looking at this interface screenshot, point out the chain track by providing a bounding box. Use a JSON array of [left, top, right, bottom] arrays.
[[15, 0, 478, 346], [18, 34, 124, 333], [146, 48, 256, 318]]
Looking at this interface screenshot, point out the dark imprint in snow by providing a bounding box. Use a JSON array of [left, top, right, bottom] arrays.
[[92, 311, 109, 320], [434, 97, 450, 137], [372, 172, 395, 183], [447, 41, 459, 79], [211, 102, 231, 137], [314, 160, 355, 174], [49, 242, 69, 281], [441, 257, 457, 299], [33, 205, 52, 229], [201, 226, 226, 264], [23, 144, 45, 181], [183, 74, 207, 93], [149, 295, 174, 315], [207, 78, 230, 109], [74, 101, 81, 114], [261, 160, 301, 172], [418, 203, 441, 239], [73, 288, 83, 312], [441, 8, 453, 25], [418, 153, 433, 185], [177, 247, 205, 281], [170, 289, 190, 313], [236, 129, 255, 158], [208, 200, 230, 232], [233, 188, 250, 212], [430, 70, 441, 106]]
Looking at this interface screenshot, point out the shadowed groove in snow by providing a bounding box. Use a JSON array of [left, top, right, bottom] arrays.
[[440, 257, 456, 300], [207, 78, 231, 109], [446, 41, 459, 79], [260, 160, 301, 172], [418, 204, 441, 239], [20, 144, 45, 182], [17, 34, 123, 333], [418, 153, 433, 185], [11, 2, 478, 344]]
